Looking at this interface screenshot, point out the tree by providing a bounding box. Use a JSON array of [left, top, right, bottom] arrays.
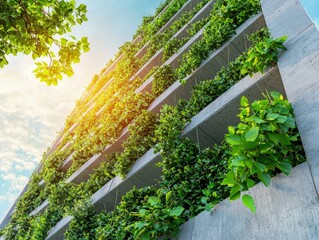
[[0, 0, 90, 86]]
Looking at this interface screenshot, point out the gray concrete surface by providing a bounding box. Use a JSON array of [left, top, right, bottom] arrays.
[[157, 0, 203, 35], [91, 148, 162, 212], [29, 199, 49, 217], [176, 162, 319, 240], [45, 216, 73, 240], [182, 67, 285, 147], [262, 0, 319, 195]]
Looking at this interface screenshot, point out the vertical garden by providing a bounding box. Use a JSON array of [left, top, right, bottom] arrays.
[[1, 0, 314, 239]]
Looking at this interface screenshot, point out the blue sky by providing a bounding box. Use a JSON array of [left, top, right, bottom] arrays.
[[0, 0, 318, 222], [0, 0, 162, 221]]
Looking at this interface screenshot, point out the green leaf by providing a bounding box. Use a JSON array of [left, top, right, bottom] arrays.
[[266, 113, 279, 121], [169, 206, 184, 217], [226, 134, 242, 145], [277, 161, 292, 175], [257, 171, 271, 186], [242, 194, 256, 213], [222, 171, 236, 187], [240, 96, 249, 107], [230, 185, 241, 201], [268, 133, 291, 145], [245, 126, 259, 142]]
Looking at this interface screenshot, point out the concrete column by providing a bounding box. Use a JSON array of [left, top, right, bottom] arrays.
[[261, 0, 319, 194]]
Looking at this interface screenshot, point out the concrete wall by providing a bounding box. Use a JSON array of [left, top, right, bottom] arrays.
[[175, 0, 319, 239]]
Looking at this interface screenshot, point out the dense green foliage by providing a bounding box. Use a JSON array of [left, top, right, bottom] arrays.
[[0, 0, 89, 85], [1, 0, 307, 239], [222, 92, 305, 212]]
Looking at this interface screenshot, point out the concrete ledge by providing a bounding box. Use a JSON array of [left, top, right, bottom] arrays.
[[262, 0, 319, 193], [91, 148, 162, 212], [39, 179, 45, 187], [29, 200, 49, 217], [142, 13, 264, 113], [66, 126, 129, 184], [176, 162, 319, 240], [174, 0, 216, 40], [45, 216, 73, 240], [182, 66, 284, 147], [157, 0, 203, 35], [61, 151, 75, 172]]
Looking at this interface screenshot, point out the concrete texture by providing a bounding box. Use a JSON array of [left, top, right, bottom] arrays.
[[29, 200, 49, 217], [157, 0, 203, 35], [38, 179, 45, 187], [61, 151, 75, 172], [174, 0, 216, 40], [66, 126, 129, 184], [182, 67, 285, 147], [144, 13, 265, 114], [45, 216, 73, 240], [176, 162, 319, 240], [262, 0, 319, 195], [91, 148, 162, 212]]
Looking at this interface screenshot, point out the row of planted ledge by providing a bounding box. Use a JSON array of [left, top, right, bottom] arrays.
[[62, 0, 221, 178], [49, 0, 215, 158], [45, 0, 201, 158], [43, 0, 180, 156], [26, 0, 220, 219], [31, 10, 265, 218], [41, 13, 283, 240], [0, 0, 250, 232]]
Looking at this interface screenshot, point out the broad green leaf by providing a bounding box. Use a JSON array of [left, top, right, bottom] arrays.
[[222, 171, 237, 187], [277, 161, 292, 175], [169, 206, 184, 217], [268, 133, 291, 145], [240, 96, 249, 107], [245, 126, 259, 142], [230, 185, 241, 201], [226, 134, 242, 145], [257, 171, 271, 186], [266, 113, 279, 121], [242, 194, 256, 213]]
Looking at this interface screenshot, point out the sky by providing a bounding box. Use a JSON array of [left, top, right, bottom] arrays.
[[0, 0, 162, 221], [0, 0, 318, 222]]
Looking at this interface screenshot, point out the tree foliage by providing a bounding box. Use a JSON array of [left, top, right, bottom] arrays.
[[0, 0, 90, 85]]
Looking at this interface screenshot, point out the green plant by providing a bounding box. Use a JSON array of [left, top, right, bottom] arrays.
[[151, 65, 178, 97], [114, 110, 157, 177], [160, 138, 230, 218], [222, 92, 305, 212], [129, 188, 185, 240]]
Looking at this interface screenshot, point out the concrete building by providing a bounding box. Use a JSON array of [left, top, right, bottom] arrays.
[[1, 0, 319, 239]]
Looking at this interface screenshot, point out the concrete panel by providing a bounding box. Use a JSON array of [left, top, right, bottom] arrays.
[[261, 0, 313, 41], [29, 200, 49, 217], [130, 50, 163, 82], [176, 163, 319, 240], [145, 13, 264, 115], [66, 126, 129, 184], [131, 34, 142, 46], [39, 179, 45, 187], [157, 0, 203, 35], [135, 42, 149, 59], [45, 216, 73, 240], [262, 0, 319, 192], [61, 151, 75, 172], [182, 67, 285, 146], [91, 148, 162, 213], [173, 0, 216, 40], [100, 54, 124, 79]]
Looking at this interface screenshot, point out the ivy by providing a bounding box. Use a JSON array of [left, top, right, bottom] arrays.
[[176, 0, 261, 81], [151, 65, 178, 97], [114, 110, 157, 177], [222, 91, 305, 210]]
